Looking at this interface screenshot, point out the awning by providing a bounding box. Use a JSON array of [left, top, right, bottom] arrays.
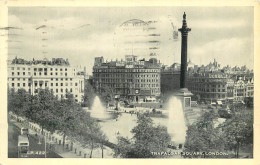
[[146, 97, 156, 101], [217, 101, 222, 105]]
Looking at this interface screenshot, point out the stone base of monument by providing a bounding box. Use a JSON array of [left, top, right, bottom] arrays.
[[174, 88, 193, 105]]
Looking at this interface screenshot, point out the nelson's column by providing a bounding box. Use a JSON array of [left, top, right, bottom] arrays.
[[175, 12, 193, 108]]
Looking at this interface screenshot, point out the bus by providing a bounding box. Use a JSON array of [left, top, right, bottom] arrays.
[[20, 127, 29, 136], [18, 135, 29, 157]]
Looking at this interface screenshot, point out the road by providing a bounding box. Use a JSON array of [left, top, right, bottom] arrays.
[[8, 120, 62, 158]]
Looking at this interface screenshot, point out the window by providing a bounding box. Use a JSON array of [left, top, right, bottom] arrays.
[[18, 78, 20, 81], [55, 72, 58, 75], [60, 68, 62, 71], [23, 83, 25, 87], [56, 78, 58, 81], [12, 72, 14, 76], [56, 83, 58, 86], [75, 83, 78, 86], [23, 72, 25, 75], [17, 67, 20, 70], [12, 83, 14, 87], [61, 83, 63, 86], [34, 73, 36, 76], [17, 83, 20, 87], [12, 78, 14, 81], [34, 68, 37, 71], [11, 67, 14, 70], [44, 72, 47, 75], [65, 73, 67, 76], [39, 72, 42, 76], [44, 68, 47, 71], [55, 68, 58, 71], [61, 89, 63, 92], [51, 83, 53, 86], [70, 88, 72, 92], [28, 83, 31, 86], [65, 68, 67, 71], [28, 72, 31, 75], [51, 73, 53, 75], [23, 78, 25, 81], [23, 68, 25, 70], [50, 68, 53, 71], [56, 89, 58, 92]]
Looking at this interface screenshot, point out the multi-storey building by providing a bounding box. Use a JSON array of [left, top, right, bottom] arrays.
[[187, 72, 254, 103], [7, 57, 85, 102], [92, 55, 161, 102], [187, 72, 230, 101]]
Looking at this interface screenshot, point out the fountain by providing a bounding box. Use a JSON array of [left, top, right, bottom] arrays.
[[167, 96, 187, 148], [90, 96, 111, 120]]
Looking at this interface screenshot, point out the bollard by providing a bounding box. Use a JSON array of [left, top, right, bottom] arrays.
[[84, 153, 87, 158], [79, 151, 81, 156]]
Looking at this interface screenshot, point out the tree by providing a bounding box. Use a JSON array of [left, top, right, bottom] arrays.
[[114, 114, 171, 158], [75, 115, 107, 158], [8, 88, 31, 117], [55, 93, 84, 147], [183, 110, 225, 158], [222, 108, 253, 158], [26, 88, 60, 134], [83, 81, 96, 107], [98, 85, 115, 106]]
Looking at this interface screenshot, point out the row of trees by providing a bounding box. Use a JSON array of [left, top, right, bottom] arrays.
[[83, 80, 115, 108], [184, 106, 253, 158], [8, 88, 107, 158], [114, 114, 171, 158]]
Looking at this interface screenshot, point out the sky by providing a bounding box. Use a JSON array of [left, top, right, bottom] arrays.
[[6, 7, 254, 75]]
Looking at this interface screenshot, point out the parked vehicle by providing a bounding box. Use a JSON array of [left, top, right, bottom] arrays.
[[18, 135, 29, 157]]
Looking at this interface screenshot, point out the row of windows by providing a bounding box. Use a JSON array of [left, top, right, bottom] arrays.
[[136, 79, 159, 83], [94, 73, 160, 78], [10, 82, 78, 87], [9, 77, 75, 81], [135, 84, 159, 88], [93, 69, 160, 73], [11, 67, 68, 72], [11, 72, 69, 76], [34, 68, 68, 72], [190, 88, 226, 92], [200, 93, 226, 99]]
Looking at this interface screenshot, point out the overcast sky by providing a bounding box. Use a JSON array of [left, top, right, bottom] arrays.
[[7, 7, 254, 74]]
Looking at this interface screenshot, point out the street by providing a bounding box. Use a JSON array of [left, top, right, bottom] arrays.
[[8, 120, 62, 158]]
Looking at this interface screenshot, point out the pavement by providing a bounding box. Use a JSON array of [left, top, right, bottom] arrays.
[[8, 120, 61, 158], [8, 115, 114, 158]]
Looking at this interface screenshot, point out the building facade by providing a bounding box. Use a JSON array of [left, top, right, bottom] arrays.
[[92, 55, 161, 102], [187, 72, 254, 103], [8, 57, 85, 102]]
